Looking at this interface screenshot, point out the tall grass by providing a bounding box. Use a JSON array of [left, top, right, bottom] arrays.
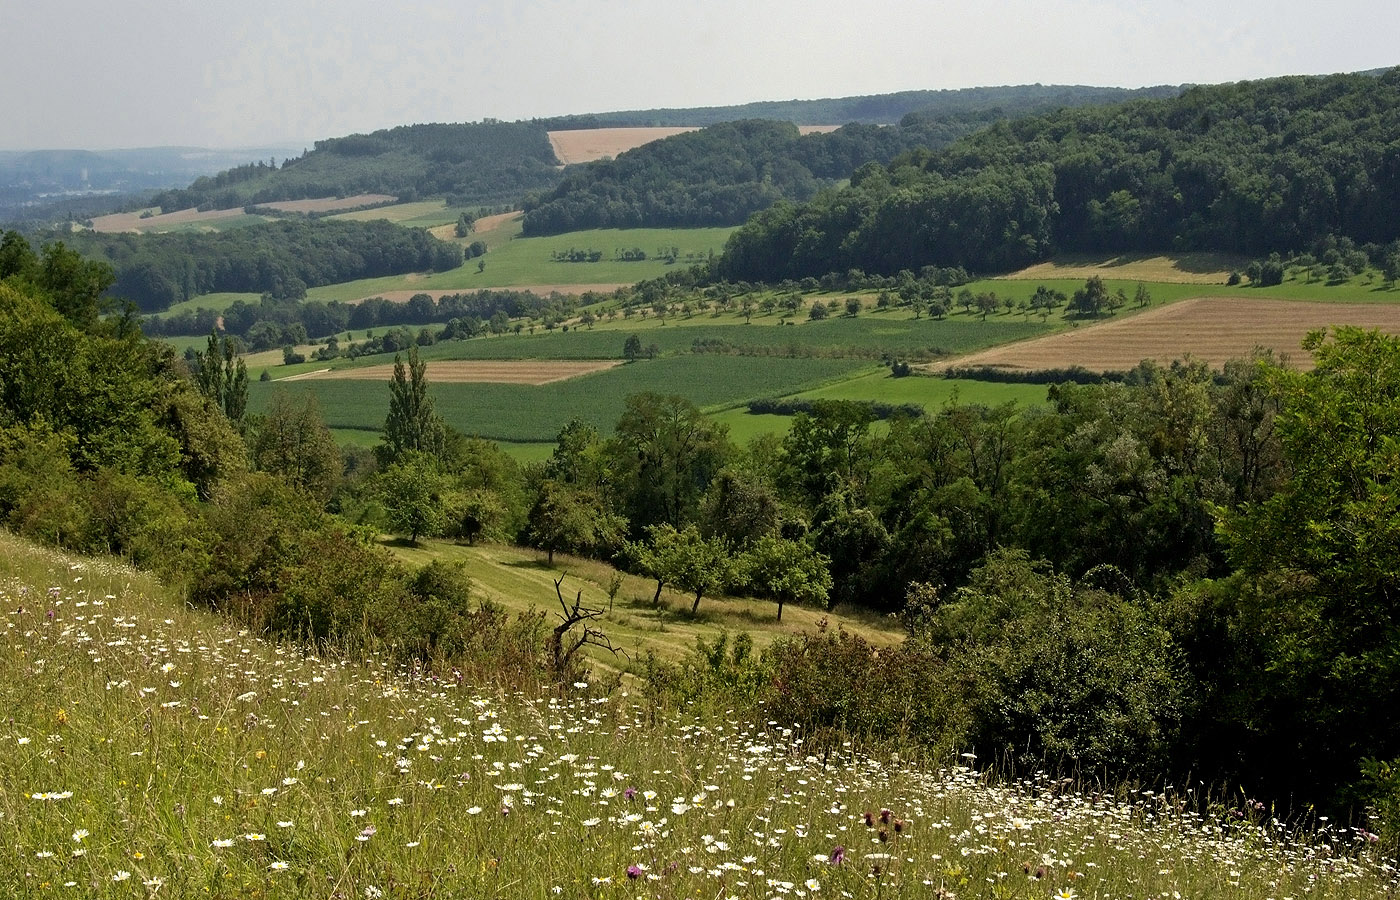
[[1, 530, 1392, 898]]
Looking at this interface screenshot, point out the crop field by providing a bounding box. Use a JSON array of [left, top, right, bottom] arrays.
[[937, 296, 1400, 373], [547, 127, 701, 163], [330, 199, 468, 227], [3, 531, 1392, 899], [252, 355, 868, 443], [287, 359, 622, 385]]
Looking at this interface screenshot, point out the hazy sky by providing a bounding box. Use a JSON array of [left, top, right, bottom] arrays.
[[3, 0, 1397, 150]]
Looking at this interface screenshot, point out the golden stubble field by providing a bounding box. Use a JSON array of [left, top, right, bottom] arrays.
[[937, 297, 1400, 373], [547, 125, 842, 164], [281, 359, 622, 385]]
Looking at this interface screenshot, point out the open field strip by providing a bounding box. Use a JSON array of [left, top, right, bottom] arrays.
[[255, 194, 397, 214], [2, 530, 1393, 899], [91, 206, 254, 233], [934, 297, 1400, 374], [546, 125, 845, 164], [285, 359, 623, 385]]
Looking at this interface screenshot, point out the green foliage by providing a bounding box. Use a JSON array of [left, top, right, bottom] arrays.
[[1218, 327, 1400, 814], [717, 70, 1400, 280], [739, 534, 832, 621], [630, 523, 739, 614], [377, 452, 449, 544], [911, 550, 1186, 774], [66, 219, 463, 312], [193, 328, 248, 423], [378, 346, 447, 465], [250, 392, 342, 502], [524, 479, 625, 564], [607, 393, 731, 532]]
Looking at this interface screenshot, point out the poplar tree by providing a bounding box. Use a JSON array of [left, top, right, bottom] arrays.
[[194, 328, 248, 424], [378, 345, 446, 466]]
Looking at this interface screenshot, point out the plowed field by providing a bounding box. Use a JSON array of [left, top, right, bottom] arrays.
[[935, 298, 1400, 373]]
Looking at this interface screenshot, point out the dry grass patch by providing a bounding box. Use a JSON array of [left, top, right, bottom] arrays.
[[285, 359, 622, 385], [1007, 252, 1248, 284], [935, 297, 1400, 373]]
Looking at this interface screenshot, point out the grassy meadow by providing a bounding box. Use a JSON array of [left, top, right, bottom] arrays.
[[3, 529, 1394, 899]]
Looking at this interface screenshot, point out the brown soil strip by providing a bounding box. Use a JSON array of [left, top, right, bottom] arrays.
[[931, 298, 1400, 373]]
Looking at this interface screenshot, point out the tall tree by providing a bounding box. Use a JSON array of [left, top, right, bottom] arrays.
[[250, 392, 341, 502], [194, 328, 248, 424], [379, 345, 447, 466]]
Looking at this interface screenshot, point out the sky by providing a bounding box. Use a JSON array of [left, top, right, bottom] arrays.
[[2, 0, 1397, 151]]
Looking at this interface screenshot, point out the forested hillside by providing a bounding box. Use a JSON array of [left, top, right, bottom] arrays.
[[146, 121, 562, 211], [718, 69, 1400, 282], [64, 219, 462, 311], [521, 114, 1000, 233], [538, 82, 1181, 128]]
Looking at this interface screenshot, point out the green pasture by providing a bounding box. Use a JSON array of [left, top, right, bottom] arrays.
[[303, 226, 736, 299], [329, 199, 460, 226], [252, 354, 866, 444], [800, 369, 1049, 407]]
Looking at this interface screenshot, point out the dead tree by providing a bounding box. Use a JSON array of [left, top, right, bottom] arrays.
[[547, 576, 625, 677]]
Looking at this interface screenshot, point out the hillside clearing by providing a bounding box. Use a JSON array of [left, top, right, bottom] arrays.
[[91, 205, 250, 233], [547, 124, 845, 164], [282, 359, 622, 385], [934, 297, 1400, 373]]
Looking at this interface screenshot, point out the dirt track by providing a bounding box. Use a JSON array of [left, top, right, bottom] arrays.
[[933, 298, 1400, 373], [283, 359, 621, 385]]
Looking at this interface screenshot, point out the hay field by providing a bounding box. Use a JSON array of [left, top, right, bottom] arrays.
[[255, 193, 396, 213], [547, 125, 842, 163], [935, 297, 1400, 373], [1006, 253, 1247, 284], [282, 359, 622, 384]]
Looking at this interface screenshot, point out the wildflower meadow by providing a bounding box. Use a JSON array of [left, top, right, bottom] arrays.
[[1, 530, 1395, 898]]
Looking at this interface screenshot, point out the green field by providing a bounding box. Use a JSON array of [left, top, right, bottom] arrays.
[[253, 354, 868, 443], [304, 226, 736, 299], [328, 199, 464, 226]]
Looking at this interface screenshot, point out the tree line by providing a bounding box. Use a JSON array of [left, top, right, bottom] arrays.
[[716, 68, 1400, 282], [56, 219, 463, 312]]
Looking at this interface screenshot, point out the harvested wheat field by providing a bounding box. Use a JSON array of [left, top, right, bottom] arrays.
[[548, 127, 699, 164], [936, 298, 1400, 373], [548, 125, 843, 164], [1007, 253, 1247, 284], [91, 206, 250, 232], [284, 360, 622, 385], [254, 194, 396, 214]]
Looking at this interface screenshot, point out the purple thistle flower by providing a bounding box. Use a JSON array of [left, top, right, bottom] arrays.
[[623, 786, 637, 800], [829, 845, 846, 865], [626, 864, 643, 880]]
